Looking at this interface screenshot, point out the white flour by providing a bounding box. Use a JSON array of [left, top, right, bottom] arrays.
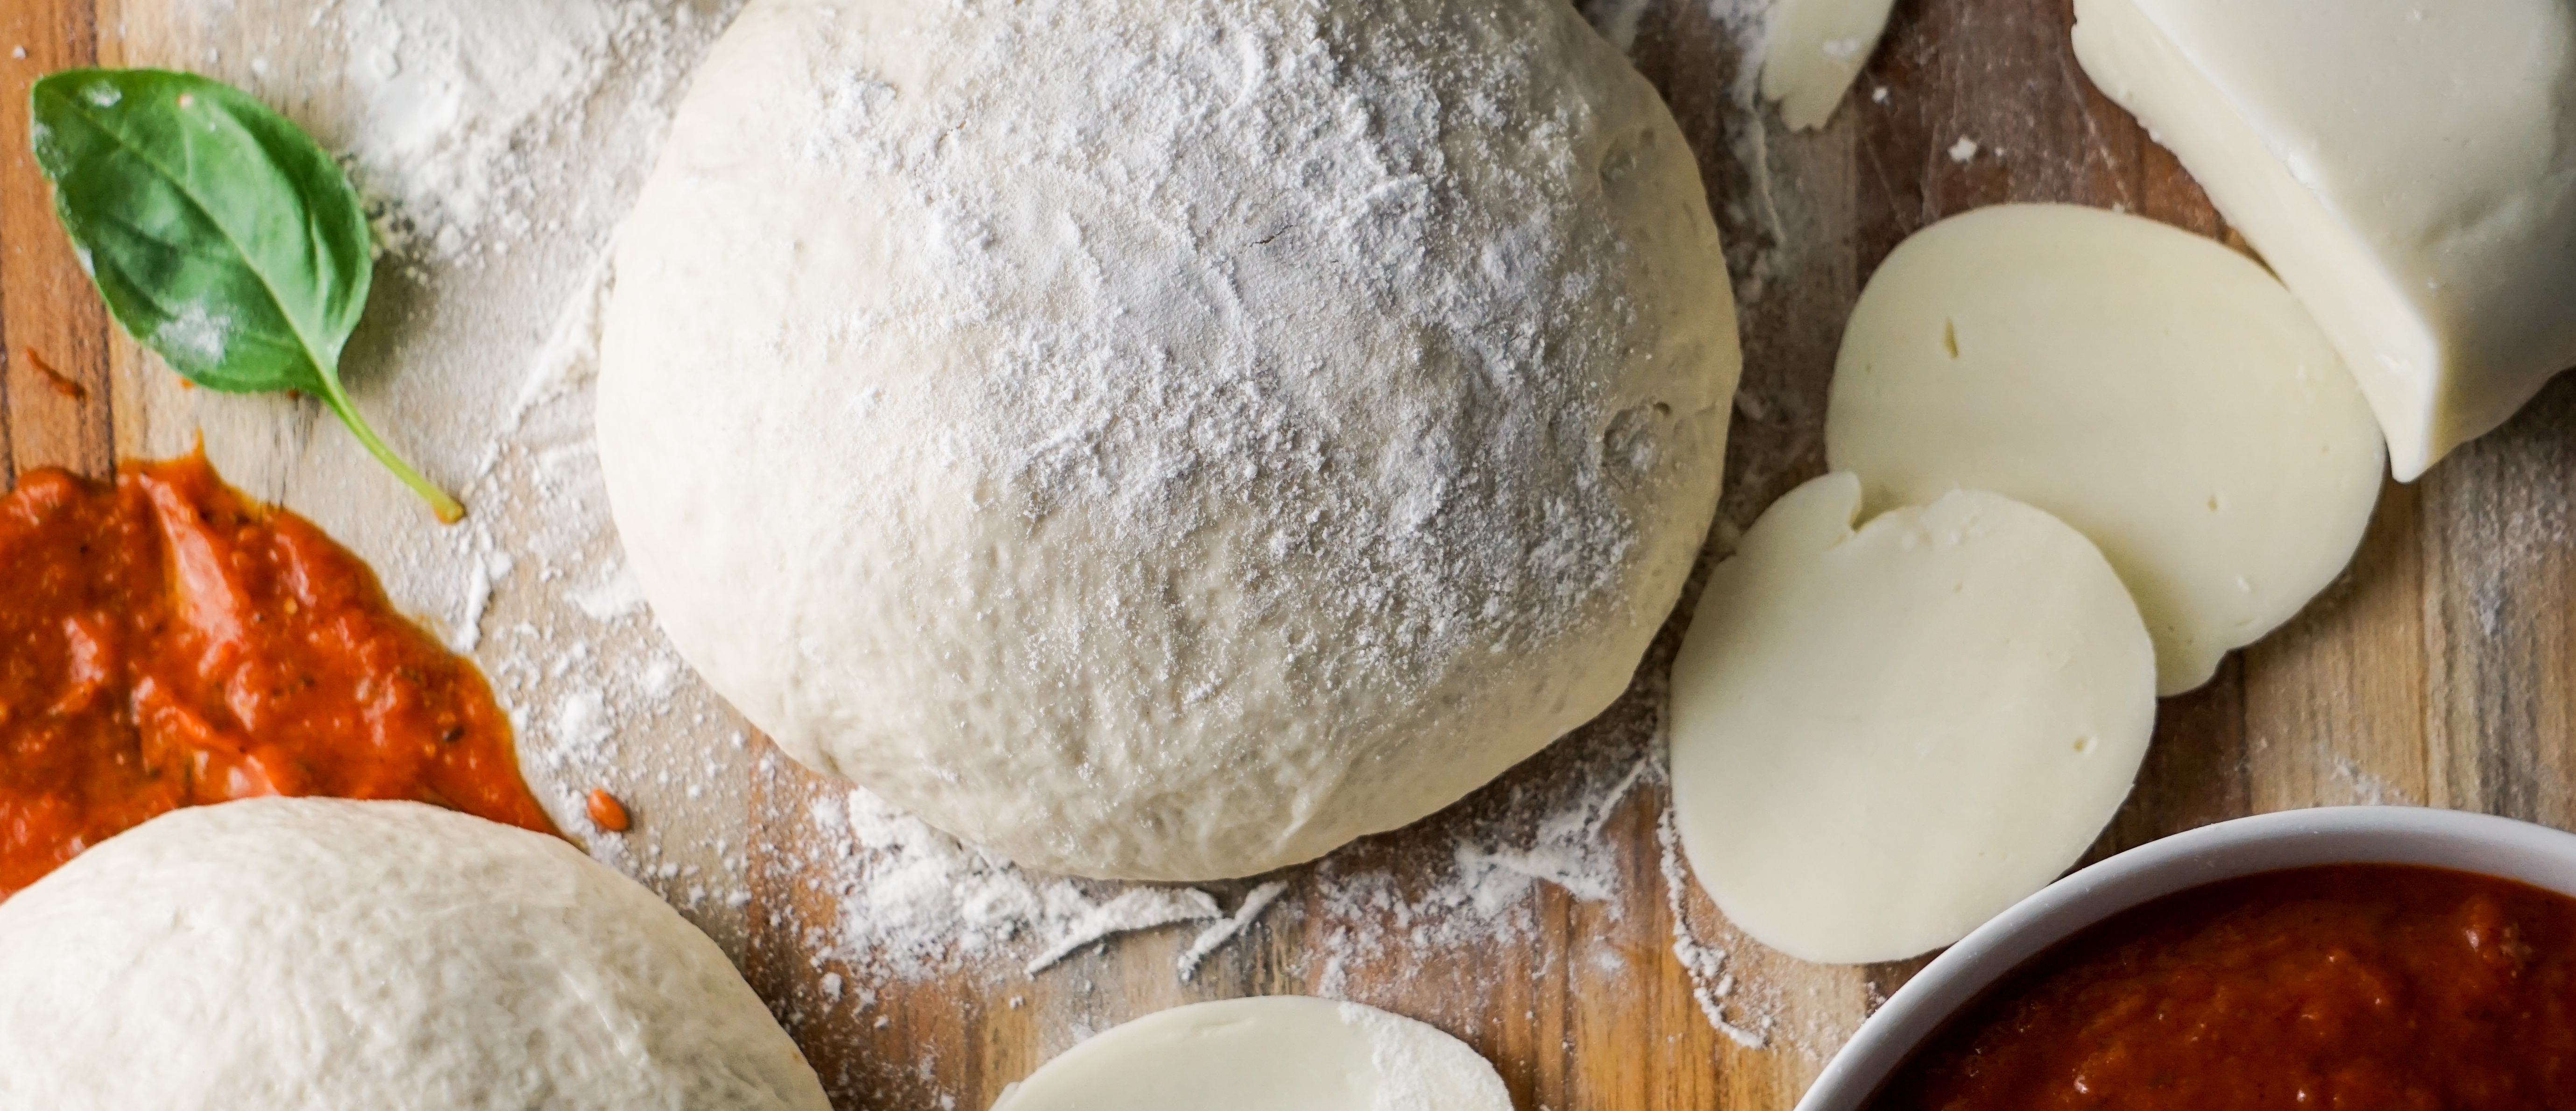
[[816, 786, 1238, 984], [1660, 806, 1769, 1048], [327, 0, 715, 262], [1179, 881, 1291, 981], [794, 729, 1684, 998]]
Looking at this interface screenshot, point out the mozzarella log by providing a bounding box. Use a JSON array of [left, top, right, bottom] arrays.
[[1827, 204, 2384, 695], [2074, 0, 2576, 479], [1669, 474, 2157, 965]]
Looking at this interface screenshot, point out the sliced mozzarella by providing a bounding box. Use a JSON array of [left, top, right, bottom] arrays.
[[2074, 0, 2576, 480], [990, 997, 1509, 1111], [1826, 204, 2383, 695], [1669, 474, 2156, 965], [1761, 0, 1898, 130]]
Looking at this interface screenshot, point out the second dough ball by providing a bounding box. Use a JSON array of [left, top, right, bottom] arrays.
[[0, 799, 829, 1111], [597, 0, 1741, 879]]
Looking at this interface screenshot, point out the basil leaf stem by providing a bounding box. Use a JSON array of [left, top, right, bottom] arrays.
[[29, 68, 463, 523]]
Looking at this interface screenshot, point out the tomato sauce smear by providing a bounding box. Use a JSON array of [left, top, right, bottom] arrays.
[[0, 453, 555, 897], [1870, 863, 2576, 1111]]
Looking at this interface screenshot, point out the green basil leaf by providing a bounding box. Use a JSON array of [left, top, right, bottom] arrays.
[[29, 68, 463, 522]]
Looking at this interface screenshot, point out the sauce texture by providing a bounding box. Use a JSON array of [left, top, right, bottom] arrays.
[[1869, 863, 2576, 1111], [0, 454, 554, 897]]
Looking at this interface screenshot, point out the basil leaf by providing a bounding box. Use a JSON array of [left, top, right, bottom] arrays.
[[29, 68, 463, 523]]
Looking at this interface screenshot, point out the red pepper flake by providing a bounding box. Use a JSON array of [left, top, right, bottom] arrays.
[[21, 348, 86, 402], [586, 788, 632, 833]]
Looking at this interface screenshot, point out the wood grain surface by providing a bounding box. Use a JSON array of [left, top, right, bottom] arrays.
[[8, 2, 2576, 1110]]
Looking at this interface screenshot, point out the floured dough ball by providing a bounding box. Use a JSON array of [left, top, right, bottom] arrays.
[[598, 0, 1740, 879], [1669, 474, 2156, 964], [0, 799, 830, 1111], [991, 997, 1511, 1111]]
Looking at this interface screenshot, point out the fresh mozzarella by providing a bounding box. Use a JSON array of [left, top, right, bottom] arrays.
[[2074, 0, 2576, 479], [1762, 0, 1898, 129], [1669, 474, 2156, 965], [990, 997, 1509, 1111], [1827, 204, 2384, 694]]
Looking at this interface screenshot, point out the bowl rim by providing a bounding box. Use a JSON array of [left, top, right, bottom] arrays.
[[1793, 804, 2576, 1111]]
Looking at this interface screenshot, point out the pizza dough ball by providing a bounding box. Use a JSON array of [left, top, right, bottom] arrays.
[[1828, 205, 2384, 695], [991, 997, 1510, 1111], [1669, 474, 2156, 964], [0, 799, 829, 1111], [598, 0, 1740, 879]]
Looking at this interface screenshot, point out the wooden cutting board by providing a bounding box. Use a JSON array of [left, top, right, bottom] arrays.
[[8, 1, 2576, 1110]]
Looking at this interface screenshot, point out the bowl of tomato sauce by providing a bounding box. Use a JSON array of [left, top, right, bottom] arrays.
[[1798, 805, 2576, 1111]]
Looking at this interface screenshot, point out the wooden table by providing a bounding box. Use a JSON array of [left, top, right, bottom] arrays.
[[8, 1, 2576, 1109]]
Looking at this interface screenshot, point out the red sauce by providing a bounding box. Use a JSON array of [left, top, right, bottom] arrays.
[[586, 787, 631, 833], [0, 453, 555, 897], [1868, 863, 2576, 1111]]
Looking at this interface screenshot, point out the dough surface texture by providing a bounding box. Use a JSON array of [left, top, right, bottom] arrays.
[[1669, 474, 2156, 964], [990, 996, 1511, 1111], [598, 0, 1739, 879], [0, 798, 830, 1111], [1828, 204, 2384, 695]]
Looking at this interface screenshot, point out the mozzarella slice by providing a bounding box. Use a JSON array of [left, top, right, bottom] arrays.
[[989, 997, 1510, 1111], [2073, 0, 2576, 480], [1826, 204, 2384, 695], [1761, 0, 1897, 130], [1669, 474, 2156, 965]]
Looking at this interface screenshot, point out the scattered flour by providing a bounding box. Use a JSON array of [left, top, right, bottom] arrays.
[[1179, 881, 1291, 981], [1025, 889, 1224, 975], [2330, 754, 2416, 807], [752, 686, 1738, 1076], [825, 787, 1218, 982], [1948, 136, 1982, 163], [153, 305, 232, 365], [1659, 805, 1769, 1048], [447, 559, 493, 652], [550, 690, 616, 754], [1823, 35, 1872, 61], [324, 0, 715, 262], [1451, 752, 1656, 912], [1696, 0, 1794, 302], [1306, 722, 1677, 998], [568, 564, 647, 623]]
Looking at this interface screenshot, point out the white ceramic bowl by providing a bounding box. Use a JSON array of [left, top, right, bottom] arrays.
[[1795, 805, 2576, 1111]]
